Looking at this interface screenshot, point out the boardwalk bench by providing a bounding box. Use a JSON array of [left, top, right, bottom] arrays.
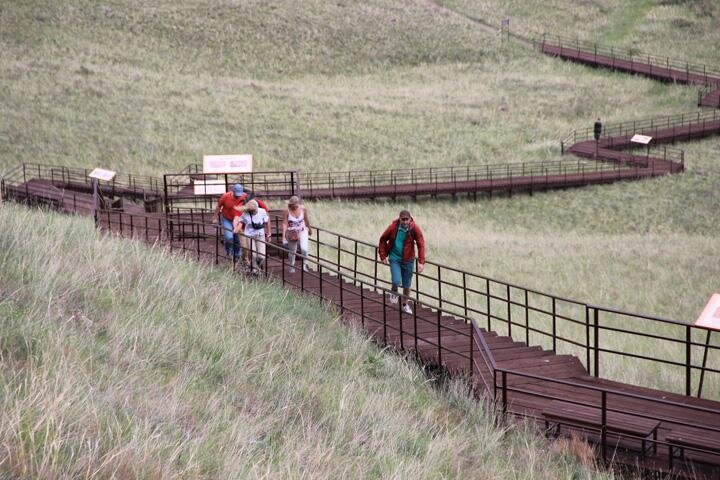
[[667, 430, 720, 470], [542, 400, 660, 457]]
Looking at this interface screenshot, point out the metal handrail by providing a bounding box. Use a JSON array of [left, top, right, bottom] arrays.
[[97, 208, 720, 469], [561, 109, 720, 151], [699, 84, 720, 108], [262, 216, 720, 398], [96, 208, 487, 382], [0, 162, 164, 198], [537, 33, 720, 84]]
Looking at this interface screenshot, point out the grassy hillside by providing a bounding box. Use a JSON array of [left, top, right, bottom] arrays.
[[2, 0, 720, 474], [0, 202, 609, 478]]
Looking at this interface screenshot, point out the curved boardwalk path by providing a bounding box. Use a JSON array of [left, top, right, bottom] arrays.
[[538, 38, 720, 107], [103, 209, 719, 479], [4, 39, 720, 480]]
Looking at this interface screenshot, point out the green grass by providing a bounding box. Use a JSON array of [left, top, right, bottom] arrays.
[[0, 202, 611, 478], [2, 0, 720, 475]]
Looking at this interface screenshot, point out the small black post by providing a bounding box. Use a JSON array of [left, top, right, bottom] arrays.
[[382, 291, 388, 344], [594, 308, 600, 377], [686, 325, 692, 396], [697, 329, 712, 398], [437, 309, 442, 365], [586, 306, 591, 372], [360, 283, 365, 329], [601, 391, 607, 460], [92, 177, 99, 227]]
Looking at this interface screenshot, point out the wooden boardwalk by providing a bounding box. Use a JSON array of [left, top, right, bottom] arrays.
[[4, 38, 720, 478], [5, 174, 720, 477], [540, 42, 720, 86], [538, 42, 720, 109], [86, 209, 720, 479]]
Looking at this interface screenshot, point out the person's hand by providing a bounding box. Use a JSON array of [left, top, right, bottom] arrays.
[[307, 227, 312, 236], [418, 263, 425, 274]]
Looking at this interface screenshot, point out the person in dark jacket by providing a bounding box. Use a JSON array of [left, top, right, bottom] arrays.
[[378, 210, 426, 314], [593, 118, 603, 158], [593, 117, 603, 141]]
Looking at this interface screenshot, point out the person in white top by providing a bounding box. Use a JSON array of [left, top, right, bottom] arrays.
[[234, 199, 270, 274], [281, 195, 313, 273]]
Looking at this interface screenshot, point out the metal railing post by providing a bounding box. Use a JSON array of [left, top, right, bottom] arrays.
[[586, 306, 591, 372], [594, 308, 600, 377], [686, 325, 692, 396], [601, 391, 607, 460], [437, 309, 442, 365]]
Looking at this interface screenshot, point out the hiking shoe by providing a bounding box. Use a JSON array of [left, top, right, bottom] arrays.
[[302, 263, 309, 272], [288, 266, 296, 274], [389, 293, 399, 304], [402, 303, 412, 314]]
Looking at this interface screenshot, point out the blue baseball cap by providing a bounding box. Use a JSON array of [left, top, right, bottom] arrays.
[[232, 184, 244, 197]]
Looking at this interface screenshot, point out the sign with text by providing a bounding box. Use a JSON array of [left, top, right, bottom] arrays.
[[202, 154, 253, 174], [193, 179, 226, 195], [630, 134, 652, 145], [88, 168, 117, 182], [695, 293, 720, 331]]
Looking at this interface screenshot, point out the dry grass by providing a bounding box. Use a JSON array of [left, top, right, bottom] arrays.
[[0, 202, 615, 478], [2, 0, 720, 476]]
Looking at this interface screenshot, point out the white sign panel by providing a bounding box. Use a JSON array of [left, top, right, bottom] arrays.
[[88, 168, 117, 181], [193, 179, 227, 195], [695, 293, 720, 331], [202, 154, 253, 174], [630, 134, 653, 145]]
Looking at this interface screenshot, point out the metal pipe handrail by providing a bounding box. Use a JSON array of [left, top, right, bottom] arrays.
[[98, 207, 720, 460], [98, 208, 483, 370], [562, 109, 720, 148], [538, 33, 720, 83]]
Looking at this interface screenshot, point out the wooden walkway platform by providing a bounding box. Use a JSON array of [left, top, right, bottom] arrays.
[[86, 209, 720, 479], [539, 42, 720, 108]]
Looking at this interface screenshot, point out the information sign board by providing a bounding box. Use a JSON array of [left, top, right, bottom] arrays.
[[88, 168, 117, 182], [193, 179, 227, 195], [630, 134, 652, 145], [695, 293, 720, 331], [202, 154, 253, 174]]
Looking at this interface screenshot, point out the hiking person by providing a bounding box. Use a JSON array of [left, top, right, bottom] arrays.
[[593, 117, 603, 158], [378, 209, 425, 314], [235, 199, 270, 275], [281, 195, 312, 273], [215, 183, 246, 260], [233, 190, 270, 269], [593, 117, 603, 141]]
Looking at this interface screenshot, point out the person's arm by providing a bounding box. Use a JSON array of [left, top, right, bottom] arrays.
[[233, 215, 243, 234], [263, 211, 271, 239], [378, 224, 392, 263], [303, 206, 312, 236], [215, 194, 225, 220], [414, 225, 426, 273], [281, 209, 289, 243]]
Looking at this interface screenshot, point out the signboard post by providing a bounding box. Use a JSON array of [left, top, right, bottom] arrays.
[[630, 134, 653, 161], [88, 168, 117, 226], [694, 293, 720, 398], [501, 18, 510, 43]]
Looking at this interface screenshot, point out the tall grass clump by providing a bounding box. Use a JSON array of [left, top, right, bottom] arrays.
[[0, 202, 618, 478]]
